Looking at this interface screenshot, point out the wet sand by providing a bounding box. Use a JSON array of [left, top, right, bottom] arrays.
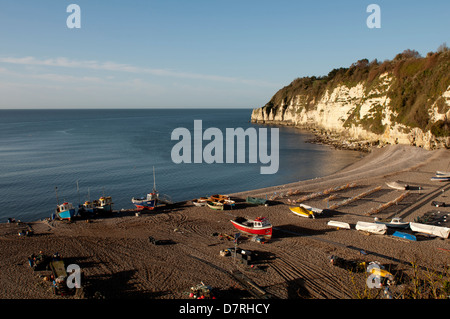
[[1, 145, 449, 300]]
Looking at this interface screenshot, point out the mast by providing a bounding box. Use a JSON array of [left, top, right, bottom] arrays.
[[153, 166, 156, 192], [76, 180, 80, 206], [55, 186, 59, 206]]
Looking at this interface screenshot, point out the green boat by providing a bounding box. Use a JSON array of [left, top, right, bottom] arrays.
[[246, 196, 267, 206], [207, 201, 224, 210]]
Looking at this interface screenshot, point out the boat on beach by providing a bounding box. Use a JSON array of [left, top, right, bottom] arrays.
[[192, 197, 208, 207], [299, 204, 323, 215], [431, 201, 446, 207], [246, 196, 268, 206], [207, 201, 225, 210], [55, 202, 76, 221], [289, 206, 315, 218], [409, 222, 450, 239], [356, 221, 387, 235], [132, 192, 158, 210], [210, 194, 230, 202], [375, 217, 409, 229], [431, 176, 450, 182], [132, 167, 172, 211], [97, 196, 113, 212], [230, 216, 272, 239], [54, 186, 76, 221], [327, 220, 351, 229], [386, 181, 409, 190], [392, 231, 417, 241], [436, 171, 450, 177]]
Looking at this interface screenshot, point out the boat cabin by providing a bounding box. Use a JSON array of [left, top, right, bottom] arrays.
[[99, 196, 112, 206], [253, 217, 270, 228]]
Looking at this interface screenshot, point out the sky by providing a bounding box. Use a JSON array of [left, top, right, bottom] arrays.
[[0, 0, 448, 109]]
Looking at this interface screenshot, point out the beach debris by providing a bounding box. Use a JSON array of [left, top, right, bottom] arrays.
[[189, 282, 215, 299], [149, 236, 161, 245], [329, 255, 366, 272], [366, 261, 395, 286], [250, 235, 267, 244], [220, 247, 258, 266], [432, 201, 446, 207], [28, 251, 50, 271], [212, 232, 234, 241]]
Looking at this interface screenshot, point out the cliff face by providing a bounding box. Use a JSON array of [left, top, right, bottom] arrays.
[[252, 50, 450, 150]]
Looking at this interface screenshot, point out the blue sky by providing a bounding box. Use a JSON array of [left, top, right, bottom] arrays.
[[0, 0, 448, 108]]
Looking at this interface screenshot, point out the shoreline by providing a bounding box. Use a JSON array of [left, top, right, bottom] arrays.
[[1, 144, 449, 300]]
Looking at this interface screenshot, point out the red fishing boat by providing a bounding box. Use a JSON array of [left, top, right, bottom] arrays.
[[230, 216, 272, 239]]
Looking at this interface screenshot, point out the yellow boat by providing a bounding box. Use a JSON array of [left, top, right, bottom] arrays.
[[289, 206, 315, 218]]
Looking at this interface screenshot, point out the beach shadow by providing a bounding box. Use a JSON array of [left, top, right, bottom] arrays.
[[83, 269, 168, 299], [321, 209, 345, 217], [273, 224, 333, 239], [287, 278, 310, 299]]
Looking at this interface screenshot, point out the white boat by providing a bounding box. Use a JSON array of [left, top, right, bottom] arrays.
[[386, 181, 409, 190], [192, 197, 208, 207], [299, 204, 323, 215], [356, 221, 387, 235], [409, 222, 450, 239], [375, 217, 409, 229], [436, 171, 450, 177], [431, 176, 450, 182], [327, 221, 351, 229]]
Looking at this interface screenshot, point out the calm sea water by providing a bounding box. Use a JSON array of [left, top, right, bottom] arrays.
[[0, 109, 361, 222]]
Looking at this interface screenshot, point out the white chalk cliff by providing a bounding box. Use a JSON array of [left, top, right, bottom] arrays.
[[252, 52, 450, 150]]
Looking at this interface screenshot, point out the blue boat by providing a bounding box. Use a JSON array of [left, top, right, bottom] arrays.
[[392, 231, 416, 241], [55, 202, 76, 221]]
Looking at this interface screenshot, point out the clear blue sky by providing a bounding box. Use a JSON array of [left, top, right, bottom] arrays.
[[0, 0, 448, 108]]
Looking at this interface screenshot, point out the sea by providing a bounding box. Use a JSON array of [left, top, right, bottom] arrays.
[[0, 108, 362, 222]]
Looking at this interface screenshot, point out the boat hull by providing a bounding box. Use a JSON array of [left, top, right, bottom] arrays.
[[132, 199, 156, 211], [57, 209, 75, 221], [246, 196, 267, 206], [230, 220, 272, 239], [289, 206, 314, 218], [356, 221, 387, 235], [386, 181, 409, 190], [431, 176, 450, 182], [392, 231, 417, 241], [409, 222, 450, 239], [327, 221, 351, 229], [375, 221, 409, 229]]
